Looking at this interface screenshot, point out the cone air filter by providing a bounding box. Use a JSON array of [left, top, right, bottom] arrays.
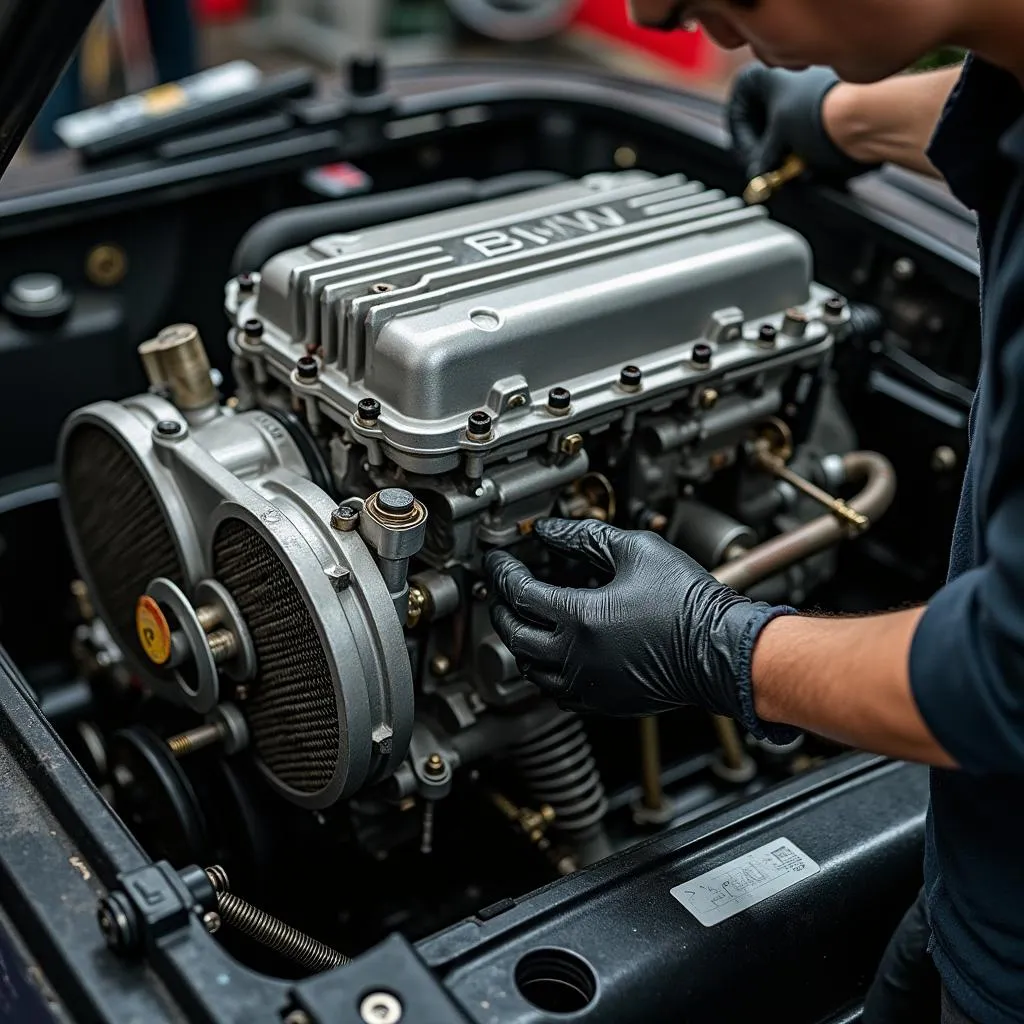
[[212, 516, 341, 800], [61, 421, 186, 667]]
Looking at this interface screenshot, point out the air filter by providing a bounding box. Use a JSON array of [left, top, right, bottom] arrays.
[[212, 516, 342, 800], [61, 421, 187, 667]]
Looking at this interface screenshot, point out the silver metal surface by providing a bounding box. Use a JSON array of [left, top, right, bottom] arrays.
[[228, 171, 834, 475], [146, 576, 221, 712], [58, 397, 416, 808], [10, 272, 62, 304]]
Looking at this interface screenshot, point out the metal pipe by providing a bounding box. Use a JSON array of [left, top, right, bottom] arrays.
[[701, 451, 894, 784], [0, 0, 105, 178], [712, 451, 895, 592], [638, 717, 665, 811]]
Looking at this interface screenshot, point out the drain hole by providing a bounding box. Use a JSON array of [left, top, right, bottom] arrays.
[[515, 948, 597, 1015]]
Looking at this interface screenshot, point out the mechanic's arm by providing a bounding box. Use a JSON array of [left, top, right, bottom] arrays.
[[751, 608, 954, 766], [823, 68, 961, 177], [728, 64, 961, 182]]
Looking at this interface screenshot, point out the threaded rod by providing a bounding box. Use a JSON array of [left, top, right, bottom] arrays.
[[206, 628, 238, 663], [167, 722, 223, 757], [204, 866, 348, 973]]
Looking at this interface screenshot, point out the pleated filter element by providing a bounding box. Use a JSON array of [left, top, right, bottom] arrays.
[[61, 422, 186, 667], [211, 516, 341, 799]]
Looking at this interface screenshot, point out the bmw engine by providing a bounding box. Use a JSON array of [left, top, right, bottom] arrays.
[[56, 170, 894, 954]]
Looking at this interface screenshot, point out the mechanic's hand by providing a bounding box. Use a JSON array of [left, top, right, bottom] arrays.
[[484, 518, 797, 741], [728, 64, 879, 183]]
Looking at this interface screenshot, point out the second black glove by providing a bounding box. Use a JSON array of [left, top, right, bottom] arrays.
[[484, 517, 798, 742], [728, 63, 879, 182]]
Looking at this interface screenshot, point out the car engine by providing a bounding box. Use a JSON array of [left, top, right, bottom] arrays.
[[55, 168, 895, 966]]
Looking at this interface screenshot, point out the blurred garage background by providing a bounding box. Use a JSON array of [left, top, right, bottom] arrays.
[[25, 0, 750, 155]]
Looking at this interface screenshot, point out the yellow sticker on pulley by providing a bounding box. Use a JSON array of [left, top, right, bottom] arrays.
[[136, 595, 171, 665]]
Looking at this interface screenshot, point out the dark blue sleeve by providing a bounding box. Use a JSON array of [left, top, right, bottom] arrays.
[[909, 198, 1024, 774]]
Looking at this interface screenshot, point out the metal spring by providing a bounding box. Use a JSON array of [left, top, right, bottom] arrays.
[[204, 866, 349, 973], [509, 711, 609, 840]]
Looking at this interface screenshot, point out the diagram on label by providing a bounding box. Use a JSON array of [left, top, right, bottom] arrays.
[[670, 838, 821, 927]]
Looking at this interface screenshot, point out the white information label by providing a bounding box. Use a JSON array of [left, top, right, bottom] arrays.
[[670, 837, 820, 927]]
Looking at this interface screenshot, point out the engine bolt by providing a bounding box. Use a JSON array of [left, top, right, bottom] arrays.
[[430, 654, 451, 676], [424, 753, 445, 776], [331, 504, 359, 531], [691, 343, 712, 369], [295, 355, 319, 381], [96, 895, 137, 954], [243, 318, 263, 339], [700, 388, 719, 410], [471, 581, 488, 602], [236, 272, 255, 293], [359, 993, 403, 1024], [356, 397, 381, 425], [825, 295, 847, 317], [203, 911, 221, 933], [619, 365, 642, 390], [547, 387, 571, 413], [757, 324, 778, 348], [559, 433, 584, 455], [155, 420, 183, 437], [782, 308, 809, 337], [467, 410, 492, 440], [932, 445, 957, 473], [892, 257, 917, 282]]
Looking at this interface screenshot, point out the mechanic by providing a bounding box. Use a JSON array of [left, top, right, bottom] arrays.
[[483, 3, 1024, 1023]]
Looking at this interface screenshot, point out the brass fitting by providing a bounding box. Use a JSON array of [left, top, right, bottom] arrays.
[[138, 323, 217, 411], [744, 154, 807, 205]]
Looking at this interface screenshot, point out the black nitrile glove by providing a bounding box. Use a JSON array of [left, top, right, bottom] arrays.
[[483, 518, 798, 743], [728, 64, 880, 182]]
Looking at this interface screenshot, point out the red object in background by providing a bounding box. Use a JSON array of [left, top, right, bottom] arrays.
[[195, 0, 248, 21], [572, 0, 722, 75]]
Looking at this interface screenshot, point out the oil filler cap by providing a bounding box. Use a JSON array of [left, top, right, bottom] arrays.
[[136, 595, 172, 665]]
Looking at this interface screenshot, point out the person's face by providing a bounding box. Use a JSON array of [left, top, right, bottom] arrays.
[[627, 0, 960, 83]]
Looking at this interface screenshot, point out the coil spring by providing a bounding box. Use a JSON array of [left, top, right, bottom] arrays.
[[509, 711, 609, 840], [205, 866, 349, 973]]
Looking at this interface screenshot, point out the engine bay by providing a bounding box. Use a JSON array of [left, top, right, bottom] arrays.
[[0, 54, 979, 1023]]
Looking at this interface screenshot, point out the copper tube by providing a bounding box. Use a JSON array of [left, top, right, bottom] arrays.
[[639, 717, 665, 810], [712, 451, 896, 592]]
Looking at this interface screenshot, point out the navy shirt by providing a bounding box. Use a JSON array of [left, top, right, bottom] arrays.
[[909, 57, 1024, 1023]]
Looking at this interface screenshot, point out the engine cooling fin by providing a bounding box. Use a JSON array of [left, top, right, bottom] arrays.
[[212, 517, 340, 798], [61, 423, 185, 664]]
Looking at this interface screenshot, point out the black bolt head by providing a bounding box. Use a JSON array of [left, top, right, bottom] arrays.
[[156, 420, 182, 437], [467, 410, 492, 437], [825, 295, 846, 316], [97, 894, 137, 954], [378, 487, 415, 516], [296, 355, 319, 380], [620, 365, 642, 387], [547, 387, 571, 410], [758, 323, 778, 344], [334, 504, 357, 521], [691, 343, 712, 367], [348, 55, 382, 97], [236, 273, 255, 293], [243, 318, 263, 339], [357, 397, 381, 422]]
